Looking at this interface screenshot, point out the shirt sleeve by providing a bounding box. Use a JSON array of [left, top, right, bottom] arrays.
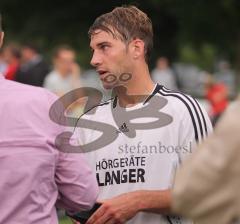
[[172, 101, 240, 224], [55, 151, 99, 212], [44, 89, 99, 212]]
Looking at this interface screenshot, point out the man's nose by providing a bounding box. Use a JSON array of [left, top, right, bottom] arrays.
[[90, 51, 102, 67]]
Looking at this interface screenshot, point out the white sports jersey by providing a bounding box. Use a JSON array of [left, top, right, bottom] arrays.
[[73, 84, 212, 224]]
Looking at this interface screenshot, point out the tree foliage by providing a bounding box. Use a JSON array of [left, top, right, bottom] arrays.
[[0, 0, 240, 69]]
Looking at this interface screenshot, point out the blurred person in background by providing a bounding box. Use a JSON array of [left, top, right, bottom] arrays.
[[44, 45, 83, 116], [0, 13, 98, 224], [205, 73, 228, 126], [44, 45, 81, 97], [80, 69, 112, 101], [172, 97, 240, 224], [0, 48, 7, 74], [15, 43, 50, 86], [2, 43, 21, 80], [214, 60, 236, 98], [151, 56, 178, 90]]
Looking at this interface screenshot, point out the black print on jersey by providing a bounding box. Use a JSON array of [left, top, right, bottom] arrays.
[[96, 169, 145, 186], [95, 156, 146, 186], [116, 122, 129, 133]]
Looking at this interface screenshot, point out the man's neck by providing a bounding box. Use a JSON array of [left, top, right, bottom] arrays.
[[114, 65, 155, 108]]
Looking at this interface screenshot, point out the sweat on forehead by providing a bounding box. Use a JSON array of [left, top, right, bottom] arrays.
[[90, 27, 127, 43]]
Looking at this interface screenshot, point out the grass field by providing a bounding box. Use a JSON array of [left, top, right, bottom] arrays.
[[59, 216, 72, 224]]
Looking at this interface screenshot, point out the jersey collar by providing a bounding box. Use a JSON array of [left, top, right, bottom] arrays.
[[113, 83, 161, 109]]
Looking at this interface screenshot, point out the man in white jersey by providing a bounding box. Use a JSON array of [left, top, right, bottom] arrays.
[[70, 5, 212, 224]]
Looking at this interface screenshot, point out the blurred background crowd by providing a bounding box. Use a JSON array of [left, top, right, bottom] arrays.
[[1, 0, 239, 128], [0, 41, 237, 126], [1, 0, 240, 126]]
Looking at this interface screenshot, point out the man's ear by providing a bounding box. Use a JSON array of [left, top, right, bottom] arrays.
[[130, 38, 145, 60], [0, 32, 4, 48]]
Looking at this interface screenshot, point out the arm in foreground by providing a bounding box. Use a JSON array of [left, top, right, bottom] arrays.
[[172, 101, 240, 224], [86, 189, 171, 224], [55, 151, 99, 213]]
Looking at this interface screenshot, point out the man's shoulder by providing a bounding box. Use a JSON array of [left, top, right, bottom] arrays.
[[156, 85, 202, 113], [35, 58, 49, 69], [157, 85, 212, 140], [5, 79, 57, 104], [44, 71, 60, 82]]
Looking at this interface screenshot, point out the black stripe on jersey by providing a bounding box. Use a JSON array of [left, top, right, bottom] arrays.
[[113, 96, 117, 108], [73, 97, 115, 131], [162, 87, 204, 139], [166, 216, 174, 224], [161, 86, 208, 137], [73, 101, 110, 132], [158, 88, 199, 142], [83, 101, 110, 115], [192, 96, 208, 135], [112, 84, 161, 108], [109, 84, 204, 142], [75, 97, 114, 126], [143, 83, 162, 105]]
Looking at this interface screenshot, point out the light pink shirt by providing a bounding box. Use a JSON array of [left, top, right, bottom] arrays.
[[0, 74, 98, 224]]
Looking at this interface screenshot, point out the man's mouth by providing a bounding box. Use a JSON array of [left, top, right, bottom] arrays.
[[97, 70, 108, 76], [97, 70, 117, 83]]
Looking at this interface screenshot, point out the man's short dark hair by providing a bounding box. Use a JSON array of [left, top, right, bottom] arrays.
[[4, 43, 21, 59], [22, 43, 40, 54], [88, 5, 153, 63], [52, 45, 75, 59]]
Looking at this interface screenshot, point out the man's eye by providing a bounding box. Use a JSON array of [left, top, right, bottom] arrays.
[[100, 45, 109, 50]]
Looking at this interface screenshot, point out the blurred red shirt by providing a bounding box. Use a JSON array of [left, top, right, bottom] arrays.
[[4, 61, 19, 80], [206, 83, 228, 116]]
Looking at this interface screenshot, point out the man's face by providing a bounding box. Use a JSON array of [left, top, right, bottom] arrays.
[[3, 48, 12, 64], [90, 29, 133, 89], [54, 50, 76, 75], [21, 47, 35, 63]]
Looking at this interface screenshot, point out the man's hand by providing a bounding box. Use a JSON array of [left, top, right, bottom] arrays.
[[86, 189, 171, 224], [86, 191, 142, 224], [71, 218, 80, 224]]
